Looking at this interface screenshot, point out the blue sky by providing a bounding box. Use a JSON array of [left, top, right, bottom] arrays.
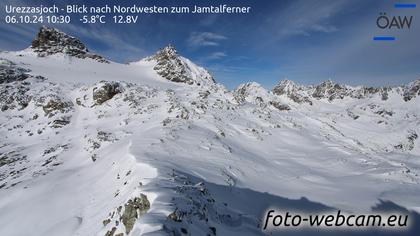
[[1, 0, 419, 89]]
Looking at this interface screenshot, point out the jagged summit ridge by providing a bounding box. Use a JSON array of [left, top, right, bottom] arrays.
[[272, 79, 396, 103], [146, 44, 215, 86], [234, 79, 420, 107], [31, 26, 109, 63], [155, 44, 178, 58], [272, 79, 313, 104]]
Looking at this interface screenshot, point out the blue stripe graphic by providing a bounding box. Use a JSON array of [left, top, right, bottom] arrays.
[[394, 3, 416, 8], [373, 37, 396, 41]]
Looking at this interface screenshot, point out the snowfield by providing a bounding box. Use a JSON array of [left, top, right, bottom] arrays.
[[0, 27, 420, 236]]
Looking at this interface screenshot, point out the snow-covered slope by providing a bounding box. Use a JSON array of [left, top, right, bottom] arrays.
[[1, 27, 420, 236]]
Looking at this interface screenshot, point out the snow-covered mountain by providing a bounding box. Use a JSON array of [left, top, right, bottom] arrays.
[[1, 27, 419, 236], [131, 45, 215, 87]]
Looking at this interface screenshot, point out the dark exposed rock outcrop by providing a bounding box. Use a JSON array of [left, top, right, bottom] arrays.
[[147, 45, 215, 85], [31, 26, 109, 63], [150, 45, 192, 84], [269, 101, 291, 111], [121, 194, 150, 234], [39, 95, 74, 117], [0, 81, 32, 111], [93, 81, 123, 105], [403, 79, 420, 101], [0, 59, 31, 84]]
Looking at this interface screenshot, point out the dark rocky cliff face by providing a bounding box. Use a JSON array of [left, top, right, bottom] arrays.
[[150, 45, 192, 84], [31, 26, 109, 63], [147, 45, 215, 85], [93, 81, 123, 105]]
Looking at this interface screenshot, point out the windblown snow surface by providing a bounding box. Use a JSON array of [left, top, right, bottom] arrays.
[[1, 29, 420, 236]]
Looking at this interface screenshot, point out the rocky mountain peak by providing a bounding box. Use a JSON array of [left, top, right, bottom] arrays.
[[403, 79, 420, 101], [31, 26, 108, 63], [312, 80, 346, 99], [235, 82, 265, 96], [147, 44, 215, 86], [237, 82, 264, 90], [31, 26, 86, 54], [272, 79, 300, 95], [234, 82, 267, 103], [278, 79, 296, 86], [157, 44, 178, 57], [273, 79, 312, 105], [320, 79, 334, 87]]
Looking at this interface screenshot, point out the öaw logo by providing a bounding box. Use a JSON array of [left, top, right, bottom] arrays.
[[376, 12, 413, 29], [373, 3, 415, 41]]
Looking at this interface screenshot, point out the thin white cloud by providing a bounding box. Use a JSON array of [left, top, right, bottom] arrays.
[[187, 32, 227, 48], [206, 52, 227, 60], [310, 24, 338, 33], [58, 24, 148, 62], [267, 0, 347, 38]]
